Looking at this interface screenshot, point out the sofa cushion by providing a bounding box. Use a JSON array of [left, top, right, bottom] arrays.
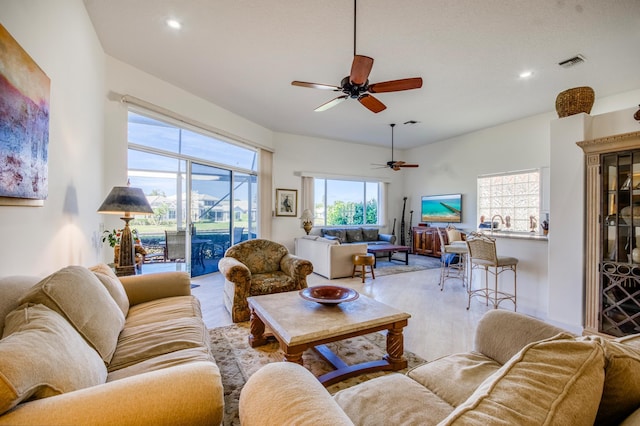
[[345, 228, 364, 243], [407, 352, 501, 407], [250, 272, 296, 295], [89, 263, 129, 316], [333, 373, 454, 425], [441, 335, 605, 425], [0, 303, 107, 415], [361, 227, 379, 241], [108, 316, 210, 372], [322, 228, 346, 243], [19, 265, 125, 364], [584, 336, 640, 425], [125, 295, 202, 328], [0, 275, 40, 335], [107, 346, 216, 382]]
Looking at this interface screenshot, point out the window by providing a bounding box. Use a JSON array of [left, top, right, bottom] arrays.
[[314, 178, 380, 226], [477, 169, 540, 232]]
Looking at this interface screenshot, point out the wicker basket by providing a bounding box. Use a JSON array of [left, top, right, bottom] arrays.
[[555, 86, 595, 118]]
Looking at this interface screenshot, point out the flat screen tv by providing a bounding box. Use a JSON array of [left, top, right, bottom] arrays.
[[421, 193, 462, 223]]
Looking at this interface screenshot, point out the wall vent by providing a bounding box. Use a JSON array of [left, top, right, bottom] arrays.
[[558, 54, 586, 68]]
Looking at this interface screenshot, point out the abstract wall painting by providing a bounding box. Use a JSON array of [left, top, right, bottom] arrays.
[[0, 23, 50, 206]]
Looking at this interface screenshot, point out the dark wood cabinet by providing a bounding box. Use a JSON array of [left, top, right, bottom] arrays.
[[412, 227, 446, 258]]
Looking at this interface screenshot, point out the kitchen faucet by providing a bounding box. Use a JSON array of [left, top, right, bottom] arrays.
[[491, 214, 505, 232]]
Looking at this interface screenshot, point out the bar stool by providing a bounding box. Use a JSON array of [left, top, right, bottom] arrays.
[[436, 227, 467, 291], [352, 253, 375, 283], [465, 232, 518, 311]]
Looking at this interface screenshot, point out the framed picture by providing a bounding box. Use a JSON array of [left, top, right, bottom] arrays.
[[0, 23, 50, 206], [276, 188, 297, 216]]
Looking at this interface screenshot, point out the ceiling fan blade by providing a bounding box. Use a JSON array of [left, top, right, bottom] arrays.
[[358, 94, 386, 113], [368, 77, 423, 93], [398, 164, 419, 168], [314, 95, 348, 112], [350, 55, 374, 85], [292, 81, 341, 91]]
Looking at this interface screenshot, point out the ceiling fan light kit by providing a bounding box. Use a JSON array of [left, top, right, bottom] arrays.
[[291, 0, 422, 113]]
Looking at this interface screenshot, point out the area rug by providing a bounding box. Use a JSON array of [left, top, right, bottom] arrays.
[[209, 322, 427, 425], [373, 253, 441, 277]]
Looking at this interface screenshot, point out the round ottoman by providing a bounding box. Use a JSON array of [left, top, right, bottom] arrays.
[[352, 253, 375, 283]]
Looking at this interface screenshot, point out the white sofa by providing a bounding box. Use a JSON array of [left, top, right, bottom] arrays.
[[295, 236, 367, 279]]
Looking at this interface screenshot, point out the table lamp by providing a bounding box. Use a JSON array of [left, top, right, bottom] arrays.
[[301, 209, 314, 235], [98, 183, 153, 276]]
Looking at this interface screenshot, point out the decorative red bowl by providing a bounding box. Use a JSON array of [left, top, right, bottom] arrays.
[[299, 285, 359, 305]]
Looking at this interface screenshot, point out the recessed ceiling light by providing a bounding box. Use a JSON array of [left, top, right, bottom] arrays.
[[519, 71, 533, 79], [166, 19, 181, 29]]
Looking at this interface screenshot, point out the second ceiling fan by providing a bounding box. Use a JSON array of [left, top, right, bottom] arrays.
[[374, 123, 419, 171], [291, 1, 423, 113]]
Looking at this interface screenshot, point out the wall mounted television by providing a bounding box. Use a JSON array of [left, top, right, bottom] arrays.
[[421, 193, 462, 223]]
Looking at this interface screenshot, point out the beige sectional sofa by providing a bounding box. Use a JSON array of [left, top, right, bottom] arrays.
[[239, 310, 640, 425], [0, 264, 223, 425], [295, 236, 367, 279]]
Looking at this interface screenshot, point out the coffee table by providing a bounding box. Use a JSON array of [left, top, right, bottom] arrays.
[[367, 244, 410, 267], [247, 290, 411, 386]]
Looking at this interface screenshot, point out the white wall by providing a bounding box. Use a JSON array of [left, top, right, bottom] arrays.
[[0, 0, 105, 276], [404, 111, 555, 230], [271, 132, 405, 251]]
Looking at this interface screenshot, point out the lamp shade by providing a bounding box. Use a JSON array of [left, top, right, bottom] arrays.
[[301, 209, 313, 221], [97, 186, 153, 215]]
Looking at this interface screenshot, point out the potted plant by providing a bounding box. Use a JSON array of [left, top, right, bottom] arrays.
[[102, 228, 143, 264]]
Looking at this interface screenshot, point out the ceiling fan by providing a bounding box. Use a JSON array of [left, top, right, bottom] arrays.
[[374, 123, 419, 171], [291, 0, 422, 113]]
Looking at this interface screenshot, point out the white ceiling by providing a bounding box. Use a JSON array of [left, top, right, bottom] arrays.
[[83, 0, 640, 149]]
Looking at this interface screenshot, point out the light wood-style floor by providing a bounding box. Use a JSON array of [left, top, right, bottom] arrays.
[[190, 264, 491, 362]]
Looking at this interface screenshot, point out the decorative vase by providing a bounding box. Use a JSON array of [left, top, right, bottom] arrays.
[[113, 245, 120, 264], [303, 221, 313, 235], [555, 86, 595, 118]]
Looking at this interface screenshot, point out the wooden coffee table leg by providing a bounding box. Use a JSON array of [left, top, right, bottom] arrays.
[[248, 308, 268, 348], [384, 324, 408, 370], [283, 346, 304, 365]]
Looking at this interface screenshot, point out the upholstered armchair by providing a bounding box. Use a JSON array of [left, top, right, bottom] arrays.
[[218, 239, 314, 322]]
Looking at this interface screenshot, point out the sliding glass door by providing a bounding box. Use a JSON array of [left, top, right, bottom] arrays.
[[127, 109, 258, 277]]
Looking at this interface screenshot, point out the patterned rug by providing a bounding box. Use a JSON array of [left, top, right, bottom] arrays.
[[373, 253, 441, 277], [209, 322, 427, 425]]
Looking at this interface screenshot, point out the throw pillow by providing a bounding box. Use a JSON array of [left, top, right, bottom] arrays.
[[346, 228, 364, 243], [89, 263, 130, 316], [362, 228, 379, 241], [322, 229, 346, 244], [0, 303, 107, 415], [583, 336, 640, 425], [441, 334, 605, 425], [19, 265, 125, 364]]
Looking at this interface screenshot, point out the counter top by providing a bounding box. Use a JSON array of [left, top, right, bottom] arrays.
[[481, 231, 548, 241]]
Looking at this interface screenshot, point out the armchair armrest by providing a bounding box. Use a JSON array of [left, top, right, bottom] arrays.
[[119, 271, 191, 306], [0, 362, 223, 426], [379, 233, 396, 244], [239, 363, 353, 426], [219, 256, 252, 290], [474, 310, 572, 365], [280, 254, 313, 284]]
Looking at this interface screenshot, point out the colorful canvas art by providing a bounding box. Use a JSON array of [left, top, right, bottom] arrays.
[[0, 23, 50, 201]]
